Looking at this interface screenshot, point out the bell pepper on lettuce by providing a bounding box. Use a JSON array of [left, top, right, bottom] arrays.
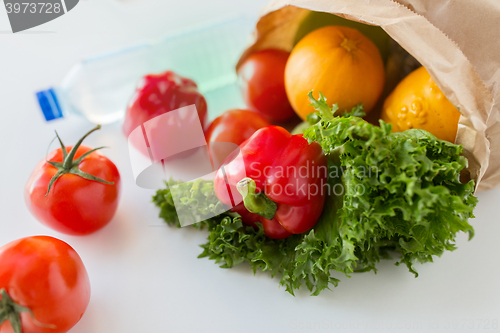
[[213, 126, 328, 239]]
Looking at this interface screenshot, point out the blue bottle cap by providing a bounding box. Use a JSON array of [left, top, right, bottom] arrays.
[[36, 88, 64, 121]]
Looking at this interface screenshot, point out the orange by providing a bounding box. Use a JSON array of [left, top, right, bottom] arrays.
[[381, 66, 461, 143], [285, 25, 385, 120]]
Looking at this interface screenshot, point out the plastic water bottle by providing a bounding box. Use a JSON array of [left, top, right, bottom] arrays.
[[36, 17, 254, 124]]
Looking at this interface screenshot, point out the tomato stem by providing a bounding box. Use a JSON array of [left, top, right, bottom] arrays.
[[236, 178, 277, 220], [45, 125, 114, 197], [0, 288, 56, 333]]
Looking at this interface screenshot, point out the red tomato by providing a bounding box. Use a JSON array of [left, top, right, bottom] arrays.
[[205, 109, 271, 167], [122, 70, 207, 138], [25, 126, 121, 236], [237, 49, 295, 122], [205, 109, 271, 146], [0, 236, 90, 333]]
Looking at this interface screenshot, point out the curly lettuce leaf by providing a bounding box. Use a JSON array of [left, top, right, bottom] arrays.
[[303, 95, 477, 275], [152, 179, 225, 229]]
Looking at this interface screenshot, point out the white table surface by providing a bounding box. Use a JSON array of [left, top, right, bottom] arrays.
[[1, 1, 499, 332]]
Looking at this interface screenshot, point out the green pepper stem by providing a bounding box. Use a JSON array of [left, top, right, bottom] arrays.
[[236, 178, 277, 220]]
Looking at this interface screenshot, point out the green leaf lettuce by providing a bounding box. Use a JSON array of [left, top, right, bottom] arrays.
[[152, 95, 477, 295]]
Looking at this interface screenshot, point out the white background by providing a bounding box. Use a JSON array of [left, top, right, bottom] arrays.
[[1, 1, 500, 332]]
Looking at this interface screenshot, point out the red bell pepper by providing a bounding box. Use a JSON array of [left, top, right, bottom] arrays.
[[214, 126, 327, 239]]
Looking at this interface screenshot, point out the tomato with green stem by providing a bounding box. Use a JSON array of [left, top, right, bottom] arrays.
[[0, 236, 90, 333], [25, 125, 121, 235]]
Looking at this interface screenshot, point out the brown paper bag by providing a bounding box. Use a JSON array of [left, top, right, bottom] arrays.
[[237, 0, 500, 191]]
